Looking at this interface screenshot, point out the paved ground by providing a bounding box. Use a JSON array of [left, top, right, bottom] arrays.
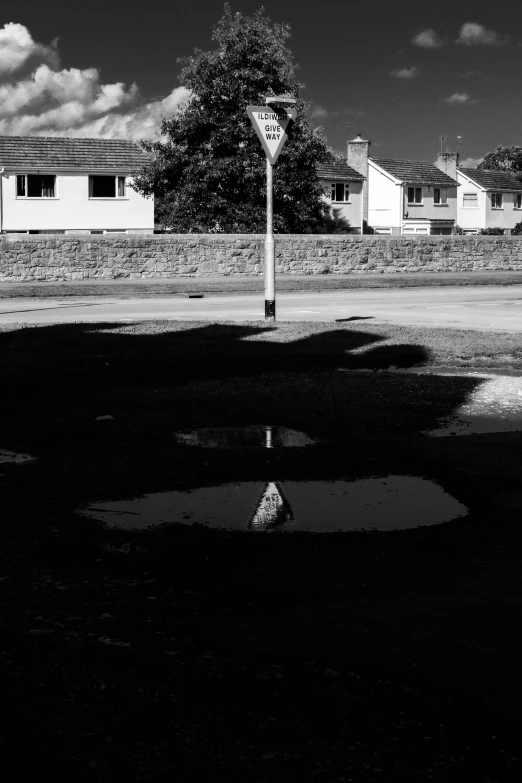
[[1, 284, 522, 331]]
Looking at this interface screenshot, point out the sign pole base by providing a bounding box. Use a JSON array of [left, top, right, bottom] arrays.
[[264, 300, 276, 321]]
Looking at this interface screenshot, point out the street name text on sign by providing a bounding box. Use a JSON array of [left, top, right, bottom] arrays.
[[246, 106, 297, 165]]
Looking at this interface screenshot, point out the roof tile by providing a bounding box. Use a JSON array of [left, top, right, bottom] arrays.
[[317, 162, 364, 181], [371, 157, 458, 186], [459, 168, 522, 192], [0, 136, 152, 170]]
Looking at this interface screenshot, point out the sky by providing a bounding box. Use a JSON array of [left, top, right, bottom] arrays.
[[0, 0, 521, 166]]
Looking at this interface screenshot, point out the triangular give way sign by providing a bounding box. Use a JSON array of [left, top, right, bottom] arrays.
[[246, 105, 297, 165]]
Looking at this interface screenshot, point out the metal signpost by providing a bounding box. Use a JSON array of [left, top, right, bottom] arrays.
[[247, 97, 297, 321]]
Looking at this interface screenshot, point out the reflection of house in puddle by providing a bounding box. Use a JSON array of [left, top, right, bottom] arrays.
[[248, 482, 295, 531]]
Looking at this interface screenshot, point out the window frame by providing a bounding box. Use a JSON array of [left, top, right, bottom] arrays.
[[330, 182, 350, 203], [462, 193, 479, 210], [407, 186, 423, 205], [16, 174, 58, 199], [433, 187, 448, 205], [491, 192, 503, 209], [514, 194, 522, 210], [88, 175, 128, 200]]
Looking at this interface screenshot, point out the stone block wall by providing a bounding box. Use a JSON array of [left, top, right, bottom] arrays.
[[1, 234, 522, 282]]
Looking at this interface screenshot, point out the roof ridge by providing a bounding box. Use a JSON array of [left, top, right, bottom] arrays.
[[0, 135, 141, 143]]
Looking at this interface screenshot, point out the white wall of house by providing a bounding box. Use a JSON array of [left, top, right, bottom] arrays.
[[2, 170, 154, 233], [321, 180, 363, 231], [455, 174, 486, 232], [456, 171, 522, 233], [367, 163, 401, 233], [402, 185, 457, 222], [485, 191, 522, 231]]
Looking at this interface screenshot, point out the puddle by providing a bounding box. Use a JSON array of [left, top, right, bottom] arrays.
[[84, 475, 467, 532], [426, 374, 522, 436], [173, 425, 316, 449], [0, 449, 34, 464]]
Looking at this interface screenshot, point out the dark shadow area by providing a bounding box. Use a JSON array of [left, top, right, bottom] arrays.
[[0, 319, 484, 510], [335, 315, 375, 322], [1, 319, 521, 782], [0, 319, 427, 391]]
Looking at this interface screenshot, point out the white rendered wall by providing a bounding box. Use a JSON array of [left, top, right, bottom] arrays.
[[456, 174, 485, 230], [322, 180, 363, 230], [402, 185, 457, 222], [368, 164, 401, 230], [2, 171, 154, 232], [485, 192, 522, 231]]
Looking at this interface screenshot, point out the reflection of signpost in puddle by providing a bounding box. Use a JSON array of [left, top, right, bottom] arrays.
[[248, 482, 295, 531]]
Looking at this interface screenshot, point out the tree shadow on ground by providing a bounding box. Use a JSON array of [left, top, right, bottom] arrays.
[[0, 320, 429, 389], [0, 320, 486, 517]]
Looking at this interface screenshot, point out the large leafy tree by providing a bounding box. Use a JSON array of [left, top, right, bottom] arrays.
[[132, 5, 334, 233], [478, 146, 522, 180]]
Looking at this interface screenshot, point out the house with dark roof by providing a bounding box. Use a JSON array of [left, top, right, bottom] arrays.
[[456, 167, 522, 234], [316, 160, 365, 233], [0, 136, 153, 235], [342, 136, 459, 235]]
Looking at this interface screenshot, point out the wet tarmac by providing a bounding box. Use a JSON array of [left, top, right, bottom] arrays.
[[173, 425, 316, 449], [84, 475, 468, 533], [0, 449, 35, 464]]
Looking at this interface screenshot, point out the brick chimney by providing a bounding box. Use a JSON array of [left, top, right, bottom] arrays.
[[347, 134, 371, 225], [435, 152, 460, 181]]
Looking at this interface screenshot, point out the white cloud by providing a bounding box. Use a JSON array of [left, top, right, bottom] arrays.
[[460, 156, 483, 168], [456, 22, 507, 47], [0, 22, 59, 76], [390, 66, 419, 79], [412, 29, 444, 48], [444, 92, 475, 105], [0, 22, 189, 139]]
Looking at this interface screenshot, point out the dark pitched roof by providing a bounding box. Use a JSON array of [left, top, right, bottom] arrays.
[[459, 167, 522, 192], [317, 162, 364, 181], [0, 136, 152, 171], [371, 157, 458, 186]]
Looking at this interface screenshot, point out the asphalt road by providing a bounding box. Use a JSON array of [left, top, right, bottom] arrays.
[[1, 284, 522, 331]]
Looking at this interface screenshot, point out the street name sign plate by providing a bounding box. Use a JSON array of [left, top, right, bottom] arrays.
[[246, 106, 297, 165]]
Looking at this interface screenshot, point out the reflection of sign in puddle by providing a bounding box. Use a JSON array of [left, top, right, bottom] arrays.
[[248, 482, 295, 531], [174, 425, 316, 449], [426, 374, 522, 437], [84, 476, 467, 532], [0, 449, 35, 464]]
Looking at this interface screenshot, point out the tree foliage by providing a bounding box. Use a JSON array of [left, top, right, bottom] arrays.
[[478, 146, 522, 180], [132, 5, 333, 233], [512, 221, 522, 236]]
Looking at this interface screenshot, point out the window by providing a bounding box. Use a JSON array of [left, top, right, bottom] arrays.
[[89, 176, 126, 198], [463, 193, 478, 209], [491, 193, 503, 209], [16, 175, 56, 198], [331, 182, 350, 202], [514, 194, 522, 209], [407, 187, 422, 204], [434, 188, 447, 204]]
